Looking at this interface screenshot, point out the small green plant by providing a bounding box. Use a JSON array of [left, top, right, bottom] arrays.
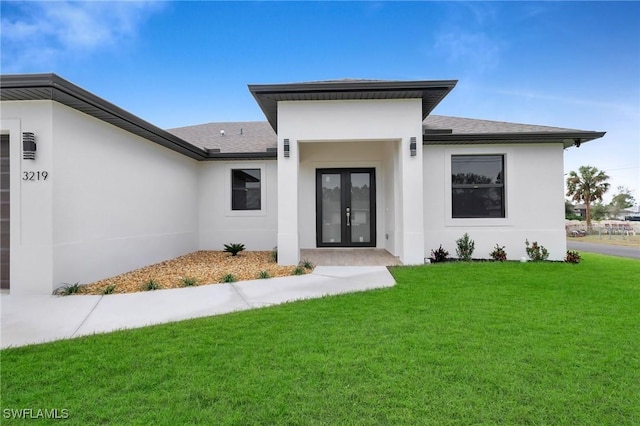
[[181, 277, 197, 287], [455, 233, 475, 261], [429, 245, 449, 263], [489, 244, 507, 261], [300, 259, 314, 270], [143, 279, 161, 291], [53, 282, 81, 296], [223, 243, 246, 257], [258, 270, 270, 279], [271, 246, 278, 262], [103, 284, 116, 295], [525, 240, 549, 262], [292, 266, 305, 276], [221, 273, 236, 283], [565, 250, 581, 264]]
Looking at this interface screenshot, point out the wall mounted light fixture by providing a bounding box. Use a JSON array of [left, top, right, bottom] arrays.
[[410, 137, 417, 157], [22, 132, 36, 160], [283, 138, 290, 158]]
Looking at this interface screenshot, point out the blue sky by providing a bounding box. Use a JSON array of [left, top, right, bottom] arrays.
[[2, 1, 639, 205]]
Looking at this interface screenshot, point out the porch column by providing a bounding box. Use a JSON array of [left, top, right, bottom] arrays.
[[276, 137, 300, 265], [399, 136, 425, 264]]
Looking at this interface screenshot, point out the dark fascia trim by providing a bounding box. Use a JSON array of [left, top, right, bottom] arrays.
[[1, 73, 209, 160], [204, 151, 278, 161], [423, 131, 606, 148], [249, 80, 458, 132]]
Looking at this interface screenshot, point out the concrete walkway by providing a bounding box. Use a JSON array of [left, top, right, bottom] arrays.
[[0, 266, 395, 349]]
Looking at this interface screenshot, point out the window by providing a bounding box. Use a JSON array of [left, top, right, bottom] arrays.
[[451, 155, 504, 218], [231, 169, 261, 210]]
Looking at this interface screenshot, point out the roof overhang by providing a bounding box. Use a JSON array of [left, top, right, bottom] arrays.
[[248, 79, 458, 132], [423, 131, 606, 149], [204, 150, 277, 161], [1, 73, 209, 160]]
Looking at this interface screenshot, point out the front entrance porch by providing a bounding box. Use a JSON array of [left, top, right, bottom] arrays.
[[301, 249, 401, 266]]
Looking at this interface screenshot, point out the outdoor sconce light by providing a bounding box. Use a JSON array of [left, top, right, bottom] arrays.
[[22, 132, 36, 160], [410, 137, 417, 157], [283, 138, 290, 158], [574, 139, 581, 148]]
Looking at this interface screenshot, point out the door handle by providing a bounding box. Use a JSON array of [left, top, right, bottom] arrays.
[[346, 207, 351, 227]]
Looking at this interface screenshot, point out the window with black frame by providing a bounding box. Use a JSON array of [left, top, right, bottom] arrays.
[[451, 155, 504, 218], [231, 169, 261, 210]]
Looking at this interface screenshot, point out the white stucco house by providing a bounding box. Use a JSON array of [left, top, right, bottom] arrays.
[[0, 74, 604, 294]]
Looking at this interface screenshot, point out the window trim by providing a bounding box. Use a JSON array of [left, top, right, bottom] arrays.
[[224, 162, 267, 217]]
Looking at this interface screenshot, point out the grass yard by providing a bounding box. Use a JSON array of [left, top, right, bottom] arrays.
[[1, 254, 638, 424]]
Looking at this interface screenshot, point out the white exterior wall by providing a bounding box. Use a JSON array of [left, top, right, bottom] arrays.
[[198, 160, 278, 251], [277, 99, 424, 265], [2, 101, 54, 294], [423, 143, 567, 261], [2, 100, 200, 294]]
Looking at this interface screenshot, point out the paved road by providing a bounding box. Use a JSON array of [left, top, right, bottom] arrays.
[[567, 240, 640, 259]]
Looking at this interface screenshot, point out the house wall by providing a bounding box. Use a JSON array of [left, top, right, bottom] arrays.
[[1, 100, 200, 294], [198, 160, 278, 251], [423, 143, 566, 261], [277, 99, 424, 265], [1, 101, 54, 294]]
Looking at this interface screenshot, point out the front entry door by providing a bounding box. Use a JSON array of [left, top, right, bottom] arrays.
[[316, 168, 376, 247]]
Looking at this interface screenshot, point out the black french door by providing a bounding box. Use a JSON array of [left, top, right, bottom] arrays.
[[316, 168, 376, 247]]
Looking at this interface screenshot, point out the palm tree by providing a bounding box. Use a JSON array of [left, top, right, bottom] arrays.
[[566, 166, 610, 230]]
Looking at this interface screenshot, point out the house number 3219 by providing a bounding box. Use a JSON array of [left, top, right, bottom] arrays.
[[22, 171, 49, 181]]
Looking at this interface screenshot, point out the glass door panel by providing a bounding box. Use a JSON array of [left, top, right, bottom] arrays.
[[350, 172, 370, 244], [321, 173, 342, 243]]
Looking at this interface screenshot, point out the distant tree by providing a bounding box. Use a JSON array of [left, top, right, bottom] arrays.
[[609, 186, 636, 219], [590, 203, 609, 221], [566, 166, 610, 229]]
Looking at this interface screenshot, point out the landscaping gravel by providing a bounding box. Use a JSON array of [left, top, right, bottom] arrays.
[[79, 251, 304, 295]]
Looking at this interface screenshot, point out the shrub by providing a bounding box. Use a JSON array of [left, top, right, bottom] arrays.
[[53, 282, 81, 296], [565, 250, 581, 264], [429, 245, 449, 263], [103, 284, 116, 295], [221, 273, 236, 283], [455, 233, 475, 261], [292, 266, 305, 276], [271, 247, 278, 262], [143, 279, 161, 291], [525, 240, 549, 262], [223, 243, 246, 257], [300, 259, 314, 270], [258, 270, 270, 279], [181, 277, 197, 287], [489, 244, 507, 261]]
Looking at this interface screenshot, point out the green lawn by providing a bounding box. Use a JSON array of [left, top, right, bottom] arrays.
[[2, 254, 639, 425]]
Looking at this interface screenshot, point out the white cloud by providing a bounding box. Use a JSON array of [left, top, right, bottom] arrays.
[[434, 30, 503, 72], [1, 1, 164, 72]]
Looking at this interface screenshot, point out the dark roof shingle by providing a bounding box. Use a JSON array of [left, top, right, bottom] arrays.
[[167, 121, 276, 153]]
